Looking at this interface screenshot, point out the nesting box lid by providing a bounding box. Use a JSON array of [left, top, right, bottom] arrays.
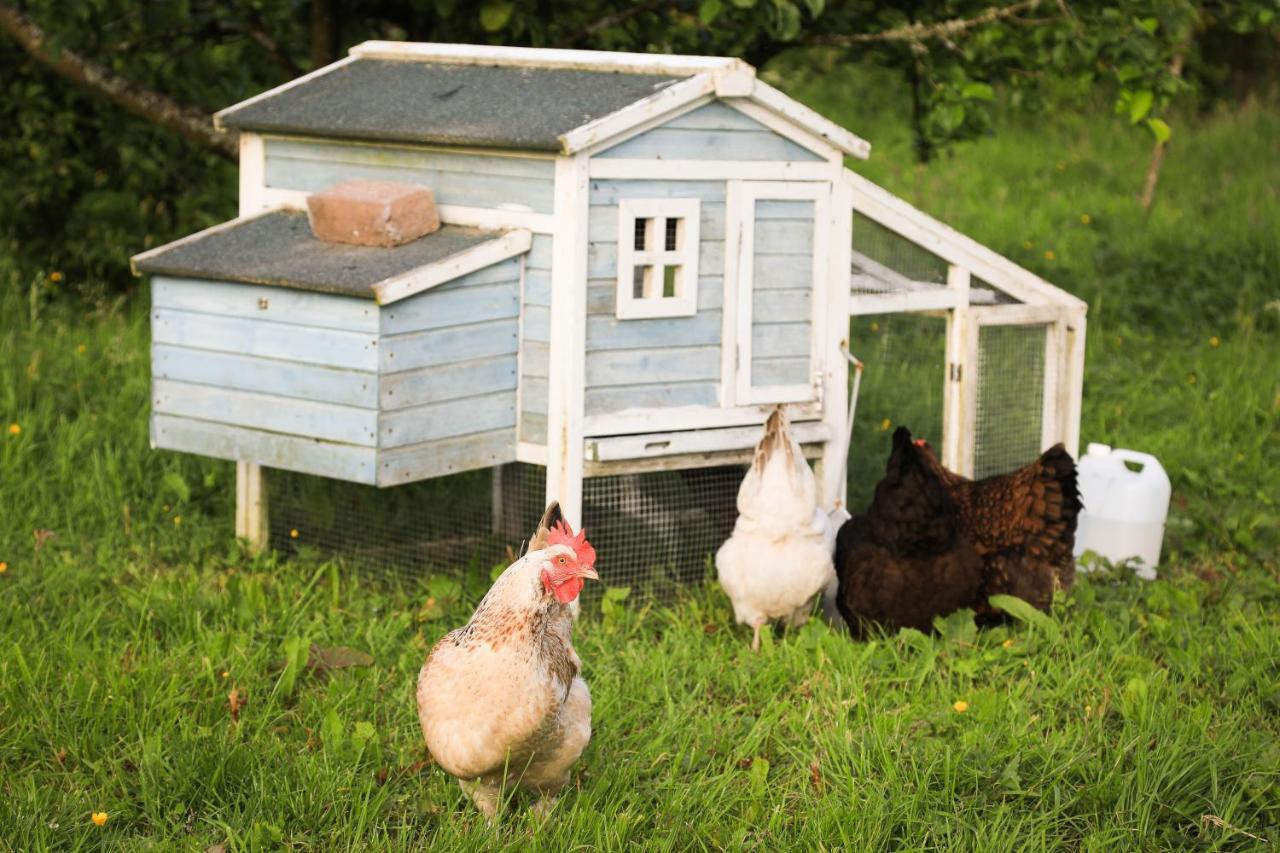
[[131, 208, 531, 304]]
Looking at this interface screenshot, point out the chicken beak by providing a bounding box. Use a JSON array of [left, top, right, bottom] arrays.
[[578, 565, 599, 581]]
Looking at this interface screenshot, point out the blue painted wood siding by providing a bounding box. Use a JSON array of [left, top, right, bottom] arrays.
[[595, 102, 826, 162], [583, 180, 725, 416], [264, 138, 556, 214], [150, 258, 523, 487], [518, 234, 552, 444], [750, 199, 814, 389]]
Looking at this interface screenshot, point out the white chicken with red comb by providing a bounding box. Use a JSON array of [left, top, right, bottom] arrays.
[[416, 502, 598, 820], [716, 406, 837, 650]]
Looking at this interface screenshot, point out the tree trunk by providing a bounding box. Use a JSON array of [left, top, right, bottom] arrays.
[[1140, 50, 1185, 212], [311, 0, 339, 70], [0, 1, 236, 159]]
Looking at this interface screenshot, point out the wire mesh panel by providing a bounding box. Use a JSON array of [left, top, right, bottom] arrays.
[[851, 211, 949, 293], [268, 463, 547, 579], [581, 466, 743, 599], [845, 312, 948, 512], [974, 323, 1051, 479]]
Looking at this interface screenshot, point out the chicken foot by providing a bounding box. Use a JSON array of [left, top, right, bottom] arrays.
[[459, 778, 501, 822]]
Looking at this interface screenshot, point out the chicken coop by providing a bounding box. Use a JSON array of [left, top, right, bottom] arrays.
[[131, 42, 1085, 598]]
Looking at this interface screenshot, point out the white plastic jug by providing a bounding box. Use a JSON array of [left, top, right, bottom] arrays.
[[1074, 443, 1171, 580]]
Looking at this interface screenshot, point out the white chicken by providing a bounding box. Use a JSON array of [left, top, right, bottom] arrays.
[[417, 502, 598, 819], [716, 407, 837, 650]]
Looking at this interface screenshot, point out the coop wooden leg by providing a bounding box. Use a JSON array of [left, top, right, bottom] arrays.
[[491, 465, 505, 536], [235, 461, 269, 552]]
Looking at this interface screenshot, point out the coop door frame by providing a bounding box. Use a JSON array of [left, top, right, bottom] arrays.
[[950, 304, 1067, 477], [723, 180, 830, 407]]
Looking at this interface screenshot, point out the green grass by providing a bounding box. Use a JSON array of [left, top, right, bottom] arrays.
[[1, 64, 1279, 849]]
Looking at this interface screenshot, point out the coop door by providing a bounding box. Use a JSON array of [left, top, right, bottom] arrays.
[[725, 181, 829, 406]]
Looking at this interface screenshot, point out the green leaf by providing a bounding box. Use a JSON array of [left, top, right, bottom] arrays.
[[934, 608, 977, 645], [961, 82, 995, 101], [773, 0, 802, 40], [162, 471, 190, 503], [321, 708, 344, 753], [278, 634, 309, 697], [699, 0, 723, 24], [798, 0, 824, 16], [1137, 16, 1159, 34], [1128, 90, 1154, 124], [1146, 117, 1171, 143], [351, 720, 378, 752], [748, 757, 770, 798], [987, 595, 1061, 639], [478, 0, 515, 32], [729, 0, 756, 8]]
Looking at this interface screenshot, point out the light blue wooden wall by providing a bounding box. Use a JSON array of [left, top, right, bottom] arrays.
[[518, 234, 552, 444], [264, 138, 556, 214], [583, 180, 726, 417], [594, 102, 825, 162], [150, 258, 524, 487], [750, 199, 814, 388]]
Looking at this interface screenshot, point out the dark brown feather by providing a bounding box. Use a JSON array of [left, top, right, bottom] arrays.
[[835, 427, 1081, 633]]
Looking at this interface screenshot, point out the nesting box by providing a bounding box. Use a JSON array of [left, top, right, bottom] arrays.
[[132, 42, 1086, 591]]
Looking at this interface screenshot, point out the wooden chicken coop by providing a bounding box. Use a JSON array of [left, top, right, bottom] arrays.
[[130, 42, 1085, 595]]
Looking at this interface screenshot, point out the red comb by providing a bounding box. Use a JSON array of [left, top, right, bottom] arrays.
[[914, 439, 928, 447], [547, 520, 596, 567]]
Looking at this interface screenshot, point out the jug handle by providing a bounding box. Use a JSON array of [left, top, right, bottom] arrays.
[[1110, 449, 1159, 472]]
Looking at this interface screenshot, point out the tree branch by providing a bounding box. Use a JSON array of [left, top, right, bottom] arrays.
[[568, 0, 667, 45], [806, 1, 1048, 48], [0, 0, 237, 158]]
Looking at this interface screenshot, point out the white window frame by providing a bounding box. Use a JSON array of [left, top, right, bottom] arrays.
[[724, 180, 829, 406], [615, 197, 701, 320]]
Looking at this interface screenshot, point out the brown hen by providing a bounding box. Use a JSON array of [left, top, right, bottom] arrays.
[[834, 427, 1081, 635]]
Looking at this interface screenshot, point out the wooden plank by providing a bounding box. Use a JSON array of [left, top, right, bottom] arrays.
[[154, 379, 378, 446], [265, 154, 555, 213], [380, 356, 517, 411], [583, 400, 824, 437], [587, 277, 725, 315], [234, 460, 268, 551], [751, 221, 814, 254], [521, 376, 549, 415], [156, 414, 375, 484], [584, 381, 718, 415], [587, 159, 831, 181], [588, 180, 726, 206], [751, 357, 809, 387], [523, 269, 552, 306], [526, 236, 553, 271], [563, 74, 718, 154], [585, 310, 722, 351], [374, 230, 531, 305], [585, 419, 832, 462], [380, 318, 518, 372], [751, 255, 813, 289], [585, 346, 721, 386], [522, 305, 551, 343], [349, 40, 736, 76], [380, 280, 519, 336], [755, 199, 815, 220], [379, 390, 516, 449], [848, 289, 960, 315], [751, 322, 810, 358], [378, 428, 516, 486], [753, 288, 810, 322], [520, 413, 548, 445], [748, 79, 871, 159], [521, 340, 550, 379], [238, 133, 267, 217], [266, 137, 556, 179], [595, 126, 824, 162], [154, 277, 378, 333], [658, 101, 781, 132], [153, 344, 378, 408], [152, 308, 379, 371]]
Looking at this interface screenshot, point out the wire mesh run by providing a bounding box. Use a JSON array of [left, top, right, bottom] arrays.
[[851, 211, 950, 290], [267, 461, 742, 603], [846, 312, 948, 512], [974, 323, 1050, 479], [268, 463, 547, 579]]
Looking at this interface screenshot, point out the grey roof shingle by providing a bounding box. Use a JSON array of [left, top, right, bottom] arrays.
[[134, 210, 505, 298], [218, 59, 685, 151]]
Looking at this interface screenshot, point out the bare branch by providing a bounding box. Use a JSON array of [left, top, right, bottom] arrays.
[[569, 0, 667, 45], [806, 1, 1049, 48], [0, 0, 237, 158]]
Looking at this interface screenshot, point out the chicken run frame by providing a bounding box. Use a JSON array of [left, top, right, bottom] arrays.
[[132, 43, 1086, 597]]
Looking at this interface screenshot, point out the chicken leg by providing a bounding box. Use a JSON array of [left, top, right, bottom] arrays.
[[459, 778, 501, 822]]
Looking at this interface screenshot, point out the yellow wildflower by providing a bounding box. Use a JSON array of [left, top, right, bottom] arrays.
[[173, 516, 182, 526], [1209, 336, 1220, 348], [0, 562, 7, 574], [290, 528, 299, 539], [880, 418, 891, 431], [91, 812, 108, 826], [952, 700, 969, 713], [7, 424, 19, 436], [1080, 214, 1091, 225], [869, 321, 880, 333], [1187, 373, 1197, 385], [221, 670, 229, 679], [1022, 240, 1033, 250], [1002, 638, 1014, 649], [1055, 162, 1066, 171], [1044, 250, 1056, 261], [49, 271, 64, 283], [77, 344, 87, 354]]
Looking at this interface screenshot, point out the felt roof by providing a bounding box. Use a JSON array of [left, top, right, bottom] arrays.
[[217, 59, 684, 151], [132, 210, 506, 299]]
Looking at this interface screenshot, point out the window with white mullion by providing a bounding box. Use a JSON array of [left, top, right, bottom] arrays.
[[616, 199, 700, 319]]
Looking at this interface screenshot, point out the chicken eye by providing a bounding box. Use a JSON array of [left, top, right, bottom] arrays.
[[556, 556, 568, 565]]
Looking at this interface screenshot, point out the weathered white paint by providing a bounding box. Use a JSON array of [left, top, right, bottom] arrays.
[[942, 265, 977, 476], [379, 318, 517, 372], [614, 197, 701, 319], [379, 391, 517, 449], [214, 55, 361, 129], [819, 173, 853, 510], [586, 419, 833, 462], [378, 428, 515, 486], [152, 308, 380, 371], [348, 41, 738, 75], [372, 229, 531, 304], [595, 102, 824, 162], [584, 400, 823, 437], [748, 79, 871, 160], [153, 277, 378, 332], [379, 356, 517, 411], [153, 344, 378, 409], [235, 459, 269, 550]]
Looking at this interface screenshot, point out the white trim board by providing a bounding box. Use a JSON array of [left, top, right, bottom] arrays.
[[349, 41, 740, 76], [588, 159, 833, 181], [584, 402, 823, 437], [585, 420, 834, 463], [373, 229, 532, 304]]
